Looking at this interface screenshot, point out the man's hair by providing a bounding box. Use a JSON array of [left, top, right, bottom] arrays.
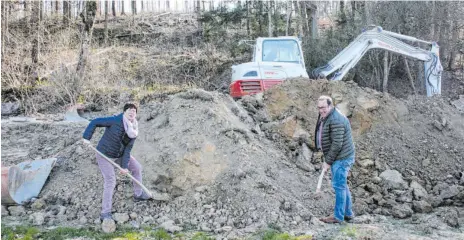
[[317, 95, 333, 106], [123, 103, 138, 113]]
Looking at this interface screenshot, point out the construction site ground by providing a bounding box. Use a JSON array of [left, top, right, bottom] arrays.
[[2, 79, 464, 239]]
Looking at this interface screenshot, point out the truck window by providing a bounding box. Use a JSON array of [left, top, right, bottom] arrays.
[[262, 40, 300, 63]]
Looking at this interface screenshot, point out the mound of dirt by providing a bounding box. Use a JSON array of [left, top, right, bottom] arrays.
[[2, 80, 464, 238]]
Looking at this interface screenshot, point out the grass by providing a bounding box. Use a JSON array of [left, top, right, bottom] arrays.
[[340, 225, 358, 238], [259, 229, 312, 240], [1, 224, 315, 240]]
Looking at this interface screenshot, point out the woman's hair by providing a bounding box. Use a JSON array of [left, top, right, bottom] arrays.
[[123, 103, 138, 113]]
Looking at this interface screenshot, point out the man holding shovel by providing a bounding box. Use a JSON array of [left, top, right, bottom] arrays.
[[314, 96, 355, 224], [82, 103, 152, 221]]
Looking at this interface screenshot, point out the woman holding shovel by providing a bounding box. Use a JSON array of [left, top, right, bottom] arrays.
[[82, 103, 152, 221]]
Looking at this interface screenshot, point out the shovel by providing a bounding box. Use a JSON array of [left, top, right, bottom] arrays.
[[85, 144, 153, 198], [315, 168, 327, 194]]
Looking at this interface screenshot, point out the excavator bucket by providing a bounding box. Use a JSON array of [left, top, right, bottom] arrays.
[[1, 158, 56, 205]]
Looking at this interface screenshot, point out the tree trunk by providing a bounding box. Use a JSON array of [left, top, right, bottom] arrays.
[[1, 1, 9, 55], [132, 0, 136, 15], [196, 0, 201, 27], [285, 0, 292, 36], [25, 0, 31, 28], [268, 0, 273, 37], [63, 1, 70, 25], [39, 0, 43, 21], [31, 0, 40, 84], [339, 0, 346, 25], [104, 0, 109, 45], [258, 1, 263, 36], [430, 0, 436, 39], [403, 57, 416, 94], [112, 0, 116, 16], [293, 1, 302, 36], [382, 51, 389, 93], [299, 2, 308, 36], [246, 1, 250, 36], [448, 21, 459, 70], [76, 0, 97, 101], [306, 3, 317, 39], [121, 0, 125, 15], [350, 0, 356, 23], [55, 0, 59, 12]]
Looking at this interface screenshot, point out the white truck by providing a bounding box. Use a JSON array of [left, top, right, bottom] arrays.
[[229, 26, 443, 98]]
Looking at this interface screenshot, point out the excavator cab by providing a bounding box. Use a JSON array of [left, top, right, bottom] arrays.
[[230, 37, 309, 98]]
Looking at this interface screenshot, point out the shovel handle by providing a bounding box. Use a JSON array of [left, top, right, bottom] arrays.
[[315, 168, 327, 193], [86, 144, 153, 198]]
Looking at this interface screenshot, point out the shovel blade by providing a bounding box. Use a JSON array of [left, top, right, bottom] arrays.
[[1, 158, 56, 205]]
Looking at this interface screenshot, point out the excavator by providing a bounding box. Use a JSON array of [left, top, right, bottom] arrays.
[[229, 26, 443, 98]]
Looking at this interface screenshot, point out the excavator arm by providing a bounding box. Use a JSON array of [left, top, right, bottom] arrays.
[[312, 26, 443, 96]]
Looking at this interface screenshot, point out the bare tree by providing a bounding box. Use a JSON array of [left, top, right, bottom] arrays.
[[104, 0, 109, 45], [112, 0, 116, 17], [132, 0, 137, 15], [268, 0, 273, 37], [75, 0, 97, 104], [403, 57, 416, 94], [31, 0, 40, 84], [246, 1, 250, 36], [1, 2, 9, 55], [121, 0, 125, 15], [285, 0, 292, 36], [63, 1, 71, 26]]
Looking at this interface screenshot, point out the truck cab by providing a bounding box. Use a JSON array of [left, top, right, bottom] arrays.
[[230, 37, 309, 98]]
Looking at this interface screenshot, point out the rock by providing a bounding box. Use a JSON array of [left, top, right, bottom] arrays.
[[437, 208, 459, 228], [31, 199, 46, 210], [422, 158, 431, 167], [31, 212, 45, 226], [396, 190, 413, 203], [1, 205, 9, 216], [221, 226, 233, 232], [359, 159, 374, 168], [160, 220, 183, 233], [429, 196, 443, 207], [152, 192, 171, 201], [372, 176, 382, 184], [102, 219, 116, 233], [8, 206, 26, 216], [130, 220, 140, 229], [283, 201, 292, 211], [195, 186, 209, 193], [294, 144, 314, 172], [392, 204, 413, 219], [353, 200, 369, 215], [79, 216, 88, 224], [113, 213, 130, 224], [365, 183, 381, 193], [129, 212, 138, 220], [1, 101, 20, 115], [200, 223, 212, 232], [357, 96, 379, 111], [336, 101, 352, 117], [380, 170, 407, 189], [451, 95, 464, 112], [410, 181, 428, 200], [440, 185, 460, 199], [413, 200, 433, 213], [352, 214, 374, 224], [433, 120, 444, 131]]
